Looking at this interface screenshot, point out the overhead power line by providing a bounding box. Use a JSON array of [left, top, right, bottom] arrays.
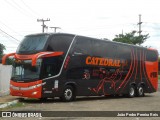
[[0, 20, 23, 37], [21, 0, 40, 18], [0, 28, 20, 43], [5, 0, 36, 19]]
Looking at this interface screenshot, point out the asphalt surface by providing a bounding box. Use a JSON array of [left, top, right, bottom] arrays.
[[1, 82, 160, 120]]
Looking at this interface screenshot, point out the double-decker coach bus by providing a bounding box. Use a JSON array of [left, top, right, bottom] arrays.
[[2, 33, 158, 101]]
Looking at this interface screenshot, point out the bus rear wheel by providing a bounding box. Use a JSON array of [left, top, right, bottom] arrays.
[[128, 85, 135, 98], [61, 85, 75, 102], [137, 85, 144, 97]]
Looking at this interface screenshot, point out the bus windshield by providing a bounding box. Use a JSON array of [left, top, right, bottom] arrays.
[[17, 34, 49, 54], [11, 59, 41, 81]]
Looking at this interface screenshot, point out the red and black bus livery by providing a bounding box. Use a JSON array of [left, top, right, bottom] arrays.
[[2, 33, 158, 101]]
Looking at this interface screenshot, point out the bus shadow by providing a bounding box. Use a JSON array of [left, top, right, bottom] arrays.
[[18, 94, 155, 104]]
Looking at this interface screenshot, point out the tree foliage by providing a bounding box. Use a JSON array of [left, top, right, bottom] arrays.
[[112, 31, 149, 45], [0, 43, 13, 65], [0, 43, 6, 57]]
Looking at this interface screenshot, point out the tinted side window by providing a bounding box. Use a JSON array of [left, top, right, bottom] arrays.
[[92, 40, 116, 58], [92, 40, 102, 57], [73, 37, 92, 55], [41, 56, 63, 78], [102, 42, 117, 58], [47, 35, 74, 56], [116, 45, 131, 59], [146, 50, 158, 62]]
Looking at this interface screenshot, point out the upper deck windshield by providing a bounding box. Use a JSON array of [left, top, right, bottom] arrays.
[[17, 34, 49, 54], [11, 59, 41, 81]]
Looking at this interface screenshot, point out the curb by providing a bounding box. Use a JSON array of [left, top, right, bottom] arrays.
[[0, 100, 19, 109]]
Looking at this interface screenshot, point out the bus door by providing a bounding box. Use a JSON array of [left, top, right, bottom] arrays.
[[40, 56, 63, 97]]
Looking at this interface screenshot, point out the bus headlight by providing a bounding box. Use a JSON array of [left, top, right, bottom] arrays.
[[32, 91, 38, 95]]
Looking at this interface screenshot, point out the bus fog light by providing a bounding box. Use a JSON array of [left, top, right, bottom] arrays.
[[32, 91, 38, 95]]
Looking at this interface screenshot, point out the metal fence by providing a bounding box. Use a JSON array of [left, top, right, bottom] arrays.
[[0, 64, 12, 96]]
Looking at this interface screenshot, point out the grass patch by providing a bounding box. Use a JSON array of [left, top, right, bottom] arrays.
[[0, 102, 26, 111], [159, 75, 160, 80]]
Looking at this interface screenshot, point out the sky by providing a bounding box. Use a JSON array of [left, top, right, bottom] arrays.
[[0, 0, 160, 54]]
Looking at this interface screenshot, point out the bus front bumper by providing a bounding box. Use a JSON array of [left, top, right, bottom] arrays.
[[10, 80, 45, 98]]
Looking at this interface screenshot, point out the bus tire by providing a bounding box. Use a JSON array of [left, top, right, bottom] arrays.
[[137, 85, 144, 97], [61, 85, 75, 102], [128, 85, 135, 98]]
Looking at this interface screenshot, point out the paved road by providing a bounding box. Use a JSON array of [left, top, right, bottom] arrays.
[[1, 82, 160, 120]]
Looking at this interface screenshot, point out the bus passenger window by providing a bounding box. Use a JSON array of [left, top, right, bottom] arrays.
[[73, 37, 92, 55], [41, 57, 63, 78], [45, 65, 54, 77], [146, 50, 158, 62]]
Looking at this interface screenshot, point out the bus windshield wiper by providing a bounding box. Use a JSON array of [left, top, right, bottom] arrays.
[[11, 76, 20, 80], [22, 77, 32, 80]]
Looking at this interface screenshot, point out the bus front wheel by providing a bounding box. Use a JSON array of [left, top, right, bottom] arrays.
[[61, 85, 75, 102]]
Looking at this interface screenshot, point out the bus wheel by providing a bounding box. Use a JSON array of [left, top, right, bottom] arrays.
[[61, 85, 75, 102], [128, 85, 135, 98], [137, 86, 144, 97]]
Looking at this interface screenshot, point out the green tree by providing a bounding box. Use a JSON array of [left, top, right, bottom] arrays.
[[0, 43, 5, 63], [113, 31, 149, 45], [0, 43, 6, 57], [0, 43, 13, 65]]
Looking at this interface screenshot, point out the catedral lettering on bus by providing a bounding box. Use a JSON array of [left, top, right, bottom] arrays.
[[86, 56, 121, 67], [2, 33, 158, 102]]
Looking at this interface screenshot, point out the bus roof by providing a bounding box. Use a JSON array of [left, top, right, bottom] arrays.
[[24, 33, 157, 51]]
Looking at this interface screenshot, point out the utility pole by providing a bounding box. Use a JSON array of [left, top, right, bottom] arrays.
[[122, 29, 124, 35], [138, 14, 142, 36], [37, 18, 50, 33], [50, 27, 61, 33]]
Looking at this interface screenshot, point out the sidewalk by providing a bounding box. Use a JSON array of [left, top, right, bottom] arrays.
[[0, 95, 19, 109], [0, 95, 18, 103]]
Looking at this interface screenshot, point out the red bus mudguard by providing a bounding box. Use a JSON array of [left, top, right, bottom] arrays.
[[2, 51, 63, 66], [2, 53, 16, 65], [31, 52, 63, 66]]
